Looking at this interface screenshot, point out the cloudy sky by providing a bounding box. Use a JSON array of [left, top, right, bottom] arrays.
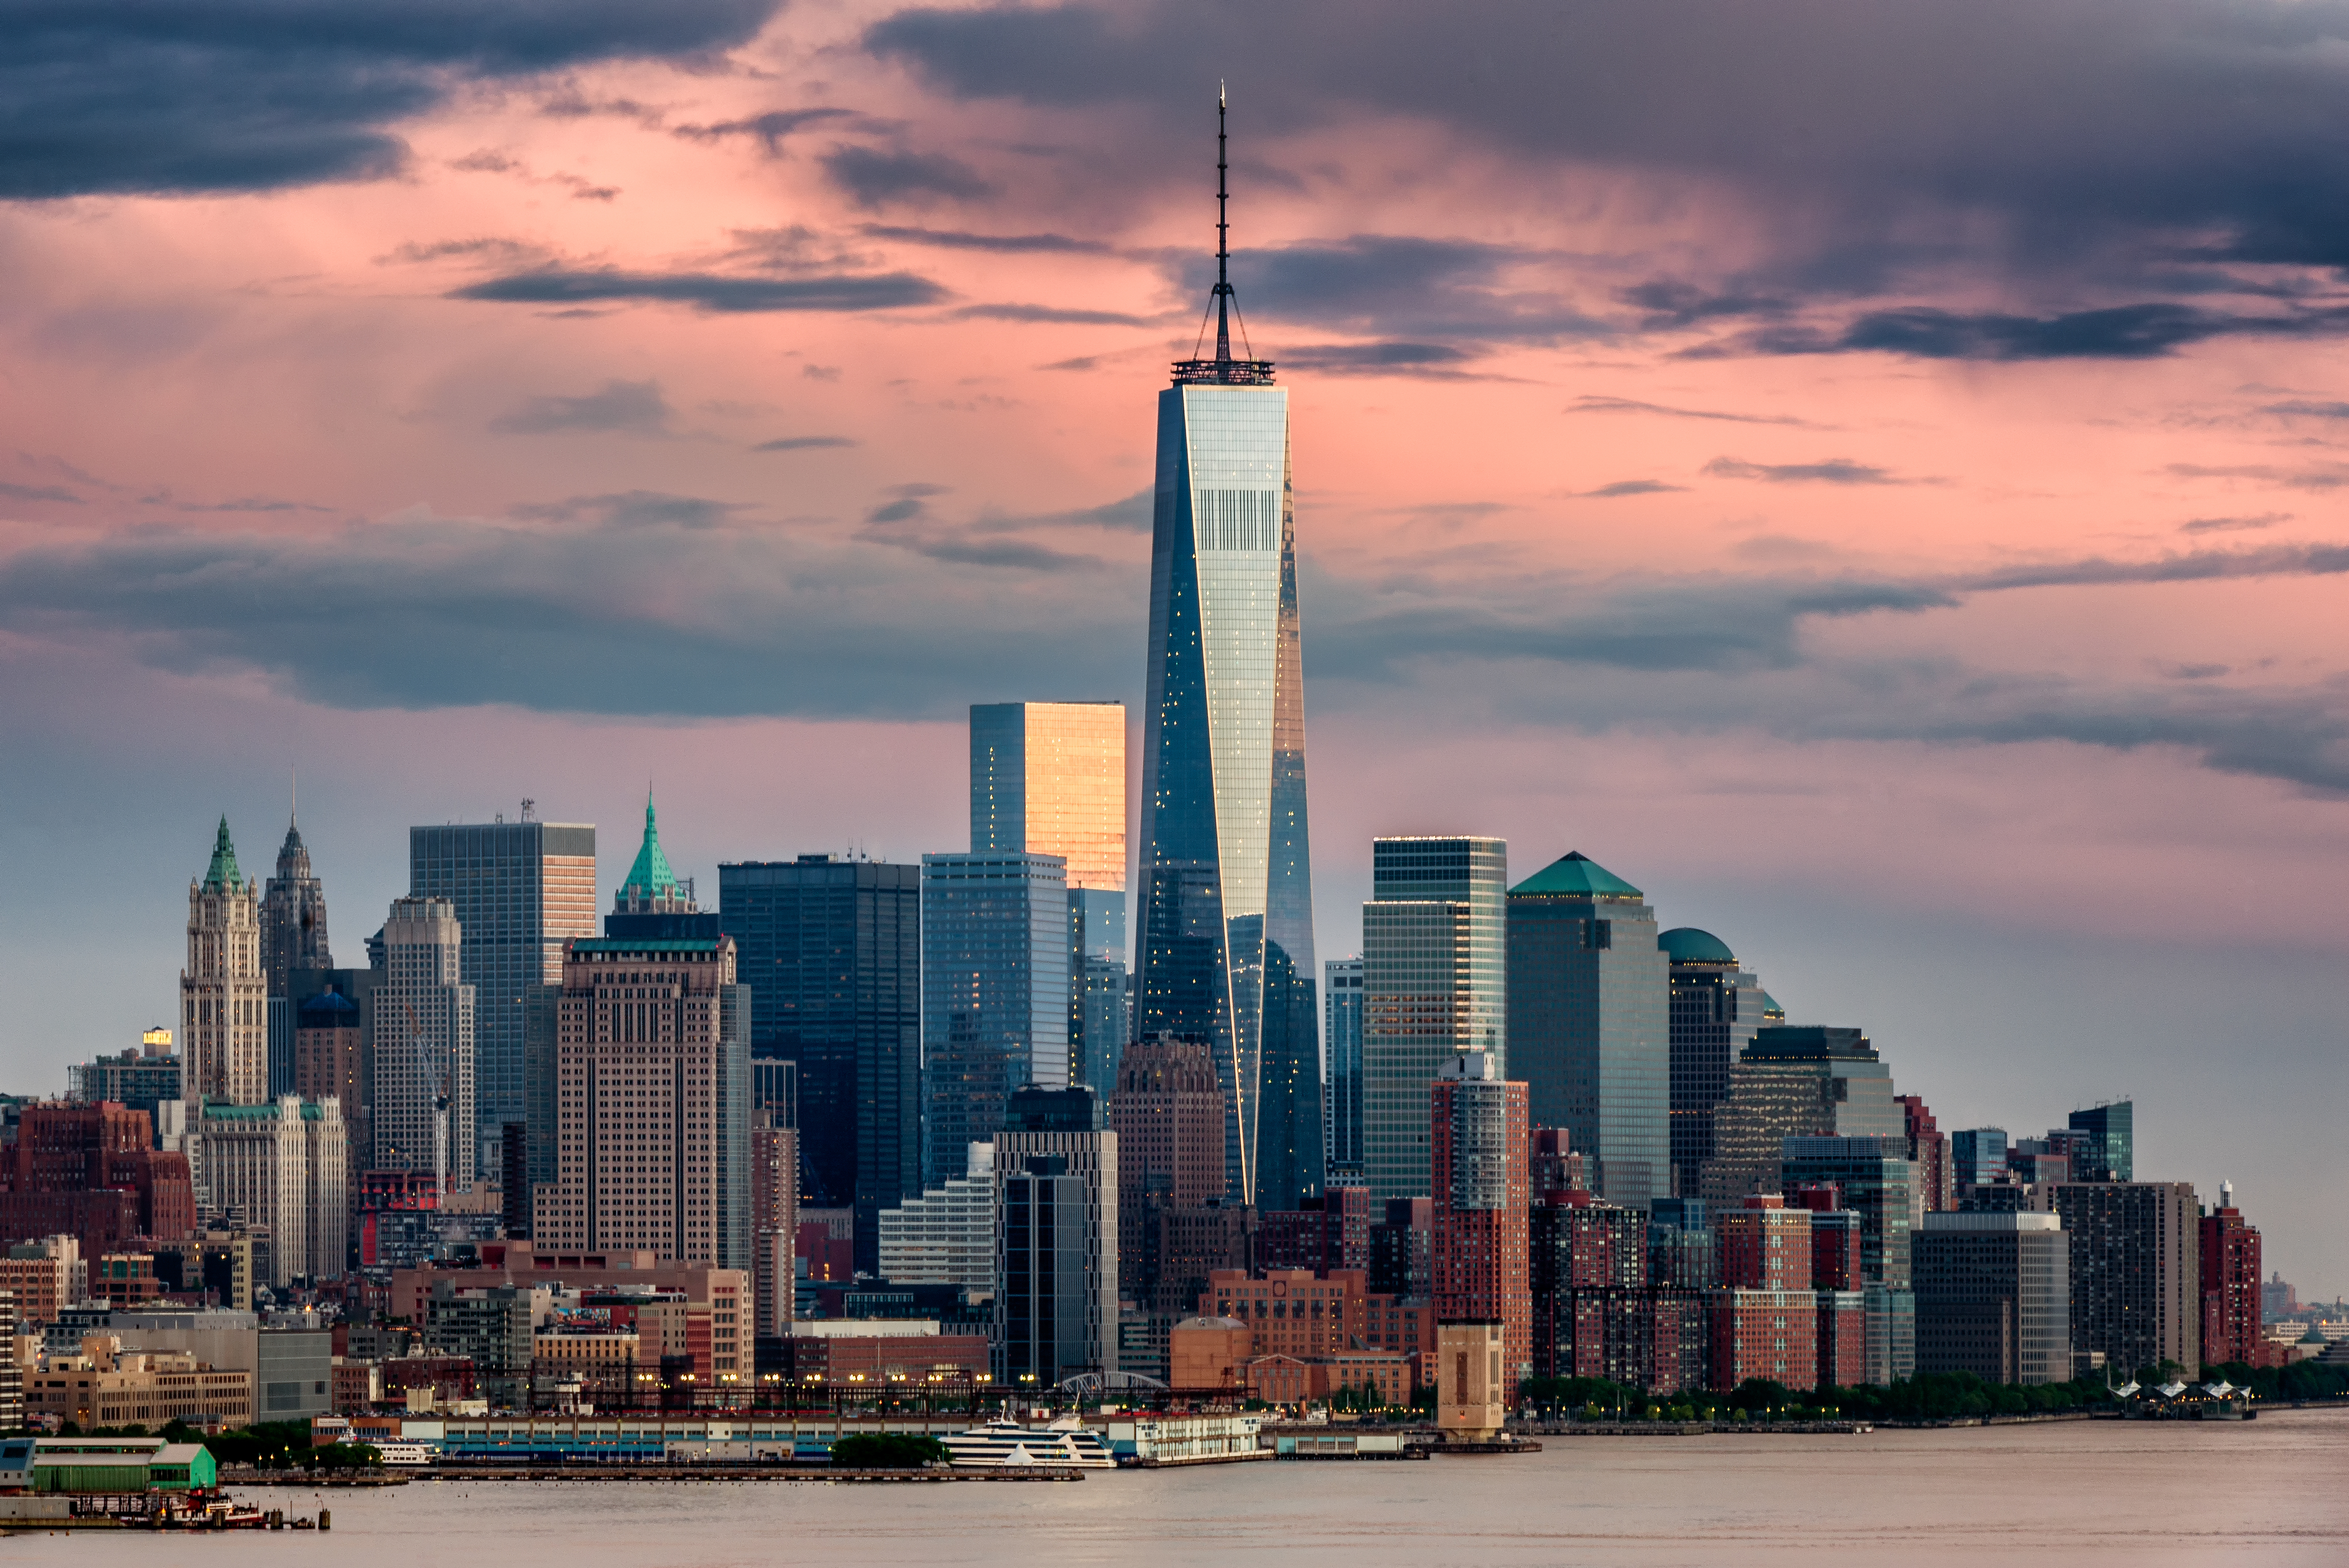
[[3, 0, 2344, 1293]]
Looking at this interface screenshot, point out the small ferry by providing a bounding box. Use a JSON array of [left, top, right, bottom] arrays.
[[941, 1418, 1116, 1469], [375, 1443, 436, 1467]]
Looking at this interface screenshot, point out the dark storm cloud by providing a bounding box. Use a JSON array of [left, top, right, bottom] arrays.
[[865, 0, 2349, 269], [1721, 303, 2349, 362], [449, 268, 948, 313], [2179, 514, 2288, 534], [1568, 396, 1825, 429], [950, 303, 1158, 326], [0, 0, 780, 199], [0, 482, 80, 504], [5, 517, 2348, 790], [820, 145, 994, 208], [1198, 237, 1605, 345], [489, 379, 672, 436]]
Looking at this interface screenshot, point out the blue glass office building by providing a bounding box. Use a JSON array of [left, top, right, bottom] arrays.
[[1133, 96, 1320, 1209]]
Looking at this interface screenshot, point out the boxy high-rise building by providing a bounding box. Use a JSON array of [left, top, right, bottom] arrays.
[[372, 897, 477, 1192], [971, 701, 1129, 1093], [1430, 1051, 1531, 1388], [1506, 852, 1669, 1208], [535, 935, 752, 1293], [1914, 1210, 2071, 1386], [1362, 838, 1507, 1201], [994, 1087, 1118, 1387], [719, 856, 920, 1274], [1324, 956, 1365, 1182], [1660, 927, 1763, 1204], [1700, 1028, 1903, 1203], [922, 851, 1071, 1186], [2043, 1180, 2200, 1378], [1108, 1034, 1226, 1305], [2200, 1181, 2261, 1370], [409, 816, 597, 1176], [2066, 1101, 2133, 1183]]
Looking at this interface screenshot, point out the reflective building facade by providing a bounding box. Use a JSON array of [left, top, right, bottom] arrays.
[[1361, 837, 1508, 1201], [1133, 170, 1319, 1209], [1661, 927, 1763, 1202], [1324, 956, 1364, 1182], [921, 852, 1070, 1188], [970, 701, 1130, 1091], [1506, 852, 1670, 1208]]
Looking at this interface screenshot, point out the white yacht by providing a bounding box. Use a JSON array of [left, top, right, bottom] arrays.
[[942, 1417, 1117, 1468]]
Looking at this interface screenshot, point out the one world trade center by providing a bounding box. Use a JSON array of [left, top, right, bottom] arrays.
[[1135, 90, 1320, 1209]]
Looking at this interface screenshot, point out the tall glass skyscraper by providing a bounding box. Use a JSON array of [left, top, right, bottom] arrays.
[[408, 816, 596, 1176], [921, 851, 1070, 1189], [1134, 92, 1320, 1209], [1360, 837, 1507, 1201], [970, 701, 1128, 1090]]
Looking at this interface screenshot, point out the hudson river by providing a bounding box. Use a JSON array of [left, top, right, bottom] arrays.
[[28, 1409, 2349, 1566]]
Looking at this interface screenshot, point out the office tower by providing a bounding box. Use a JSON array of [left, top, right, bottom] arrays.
[[1661, 927, 1763, 1202], [66, 1040, 182, 1120], [1951, 1127, 2009, 1189], [537, 934, 752, 1283], [1133, 96, 1318, 1214], [751, 1109, 798, 1337], [1108, 1034, 1226, 1303], [409, 815, 597, 1177], [1362, 838, 1507, 1202], [1648, 1198, 1717, 1290], [192, 1096, 346, 1285], [2200, 1181, 2261, 1369], [1913, 1210, 2070, 1385], [260, 813, 332, 997], [292, 987, 367, 1234], [1700, 1027, 1902, 1202], [994, 1086, 1118, 1386], [1506, 852, 1669, 1208], [2066, 1101, 2133, 1182], [2047, 1180, 2204, 1378], [1897, 1094, 1953, 1212], [1323, 956, 1364, 1181], [1780, 1136, 1917, 1288], [878, 1143, 995, 1295], [720, 856, 920, 1272], [923, 851, 1071, 1186], [373, 897, 477, 1191], [181, 817, 269, 1110], [970, 701, 1129, 1090], [1430, 1051, 1531, 1386]]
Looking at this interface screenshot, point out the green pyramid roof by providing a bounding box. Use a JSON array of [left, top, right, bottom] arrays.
[[202, 816, 243, 891], [1510, 850, 1641, 899], [621, 794, 678, 898]]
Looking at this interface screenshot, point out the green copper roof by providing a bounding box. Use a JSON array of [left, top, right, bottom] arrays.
[[621, 794, 678, 898], [202, 816, 243, 891], [1510, 850, 1642, 899], [1659, 926, 1735, 965], [1761, 991, 1786, 1021]]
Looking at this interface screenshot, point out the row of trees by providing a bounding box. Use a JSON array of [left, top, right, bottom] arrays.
[[1519, 1371, 2120, 1422]]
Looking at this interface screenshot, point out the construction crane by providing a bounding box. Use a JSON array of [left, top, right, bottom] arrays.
[[402, 1000, 452, 1201]]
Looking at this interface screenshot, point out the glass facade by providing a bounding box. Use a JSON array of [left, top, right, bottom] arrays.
[[1324, 956, 1364, 1180], [970, 701, 1130, 1091], [1505, 853, 1669, 1209], [921, 852, 1070, 1189], [1360, 838, 1507, 1201], [409, 821, 597, 1175], [2066, 1100, 2133, 1182], [1664, 933, 1764, 1201], [717, 856, 920, 1272], [1135, 381, 1319, 1209]]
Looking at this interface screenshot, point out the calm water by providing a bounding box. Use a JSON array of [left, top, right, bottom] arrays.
[[27, 1408, 2349, 1567]]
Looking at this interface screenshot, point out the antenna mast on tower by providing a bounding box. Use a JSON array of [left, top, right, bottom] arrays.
[[1176, 84, 1273, 386]]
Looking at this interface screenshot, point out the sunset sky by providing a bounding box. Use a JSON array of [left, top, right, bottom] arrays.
[[2, 1, 2344, 1292]]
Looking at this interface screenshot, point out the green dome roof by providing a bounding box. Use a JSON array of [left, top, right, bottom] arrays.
[[1760, 991, 1786, 1021], [1660, 927, 1735, 965], [1510, 850, 1642, 899]]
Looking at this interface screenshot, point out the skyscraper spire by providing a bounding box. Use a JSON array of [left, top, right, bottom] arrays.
[[1176, 85, 1272, 387]]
